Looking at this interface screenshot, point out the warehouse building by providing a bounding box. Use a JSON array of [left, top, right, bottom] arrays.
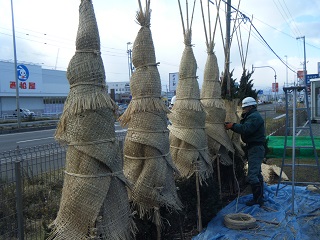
[[0, 61, 131, 117]]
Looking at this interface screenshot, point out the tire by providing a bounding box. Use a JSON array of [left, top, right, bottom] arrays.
[[224, 213, 257, 230]]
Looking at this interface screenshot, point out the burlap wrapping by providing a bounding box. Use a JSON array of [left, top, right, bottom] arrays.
[[169, 29, 212, 182], [224, 99, 245, 158], [119, 3, 182, 223], [124, 111, 181, 216], [200, 48, 235, 166], [48, 1, 134, 239]]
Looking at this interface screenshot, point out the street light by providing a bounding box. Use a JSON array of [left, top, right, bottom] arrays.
[[252, 65, 277, 101], [11, 0, 21, 128], [126, 42, 132, 81], [296, 36, 308, 104], [296, 36, 307, 86]]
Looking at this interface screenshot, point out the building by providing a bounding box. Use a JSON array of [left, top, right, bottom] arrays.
[[311, 78, 320, 122], [0, 60, 131, 116]]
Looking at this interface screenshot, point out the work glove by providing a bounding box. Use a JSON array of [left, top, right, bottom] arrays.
[[224, 122, 234, 130]]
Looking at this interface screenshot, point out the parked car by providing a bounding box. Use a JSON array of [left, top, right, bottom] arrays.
[[13, 108, 35, 118], [116, 103, 128, 115]]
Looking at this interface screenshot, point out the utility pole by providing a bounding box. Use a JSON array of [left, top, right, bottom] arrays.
[[296, 36, 307, 103], [126, 42, 132, 81], [11, 0, 21, 128], [285, 55, 288, 87]]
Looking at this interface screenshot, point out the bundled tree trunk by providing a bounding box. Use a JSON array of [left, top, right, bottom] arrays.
[[48, 1, 134, 239], [119, 0, 182, 231], [199, 4, 235, 165], [169, 7, 212, 185], [224, 99, 245, 158], [168, 0, 213, 233]]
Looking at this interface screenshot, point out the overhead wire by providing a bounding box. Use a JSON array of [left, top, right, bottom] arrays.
[[281, 0, 303, 37], [215, 0, 297, 74], [273, 0, 301, 38]]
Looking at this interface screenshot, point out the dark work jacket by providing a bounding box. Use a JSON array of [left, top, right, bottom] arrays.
[[231, 108, 265, 147]]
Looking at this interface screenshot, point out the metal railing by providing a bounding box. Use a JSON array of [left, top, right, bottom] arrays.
[[0, 130, 127, 240]]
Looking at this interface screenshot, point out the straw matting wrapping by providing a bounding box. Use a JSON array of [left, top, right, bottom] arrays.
[[119, 4, 182, 224], [49, 1, 133, 239], [132, 24, 155, 68], [198, 48, 234, 166], [124, 111, 182, 218], [119, 66, 168, 125], [174, 33, 202, 112], [168, 29, 212, 182], [224, 99, 245, 157]]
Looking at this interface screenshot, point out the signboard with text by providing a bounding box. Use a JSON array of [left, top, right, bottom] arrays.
[[0, 62, 43, 94], [297, 70, 305, 80], [272, 82, 278, 92], [306, 73, 320, 85], [169, 72, 179, 92]]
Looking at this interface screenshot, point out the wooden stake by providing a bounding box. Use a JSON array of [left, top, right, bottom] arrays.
[[217, 155, 222, 200], [195, 169, 202, 232]]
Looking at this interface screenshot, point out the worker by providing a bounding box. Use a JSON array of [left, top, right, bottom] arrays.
[[170, 95, 176, 110], [224, 97, 265, 206]]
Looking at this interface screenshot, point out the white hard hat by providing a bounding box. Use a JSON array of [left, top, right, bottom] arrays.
[[242, 97, 257, 108], [171, 96, 176, 105]]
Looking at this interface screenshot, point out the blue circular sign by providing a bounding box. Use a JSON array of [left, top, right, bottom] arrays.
[[17, 65, 29, 81]]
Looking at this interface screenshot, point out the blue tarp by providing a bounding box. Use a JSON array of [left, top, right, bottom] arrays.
[[193, 184, 320, 240]]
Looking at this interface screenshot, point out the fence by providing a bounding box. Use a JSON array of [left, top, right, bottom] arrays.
[[0, 130, 127, 240], [0, 110, 308, 239]]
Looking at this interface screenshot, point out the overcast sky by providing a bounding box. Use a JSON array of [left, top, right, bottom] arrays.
[[1, 0, 320, 93]]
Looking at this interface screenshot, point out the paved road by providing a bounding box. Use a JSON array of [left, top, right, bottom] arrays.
[[0, 122, 124, 152], [257, 103, 280, 119]]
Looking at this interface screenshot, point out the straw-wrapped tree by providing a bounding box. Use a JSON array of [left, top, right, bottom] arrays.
[[200, 0, 235, 167], [47, 1, 134, 239], [168, 0, 213, 232], [119, 0, 182, 238]]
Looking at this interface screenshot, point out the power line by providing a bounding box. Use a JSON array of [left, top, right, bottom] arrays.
[[215, 0, 297, 73]]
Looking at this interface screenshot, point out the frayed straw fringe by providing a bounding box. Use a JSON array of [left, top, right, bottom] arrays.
[[66, 91, 117, 115], [96, 217, 137, 240], [47, 220, 136, 240], [55, 92, 117, 138], [119, 98, 169, 126], [131, 197, 182, 226], [173, 99, 203, 112], [201, 98, 225, 109]]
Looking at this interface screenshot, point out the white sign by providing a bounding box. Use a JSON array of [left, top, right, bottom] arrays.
[[0, 62, 43, 94], [169, 72, 179, 92]]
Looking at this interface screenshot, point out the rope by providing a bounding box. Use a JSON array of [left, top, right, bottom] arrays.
[[171, 125, 205, 129], [68, 138, 116, 146], [231, 151, 241, 212], [124, 152, 170, 160], [64, 170, 123, 178], [70, 82, 106, 89], [135, 62, 160, 70], [176, 97, 200, 100], [76, 49, 100, 55], [170, 145, 208, 151], [127, 128, 169, 133], [178, 76, 198, 81]]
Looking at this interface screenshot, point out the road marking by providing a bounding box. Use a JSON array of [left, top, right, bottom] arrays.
[[273, 114, 286, 120], [17, 136, 54, 143], [0, 129, 55, 137]]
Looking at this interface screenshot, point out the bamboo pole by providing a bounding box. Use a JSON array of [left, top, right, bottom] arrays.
[[195, 164, 202, 232]]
